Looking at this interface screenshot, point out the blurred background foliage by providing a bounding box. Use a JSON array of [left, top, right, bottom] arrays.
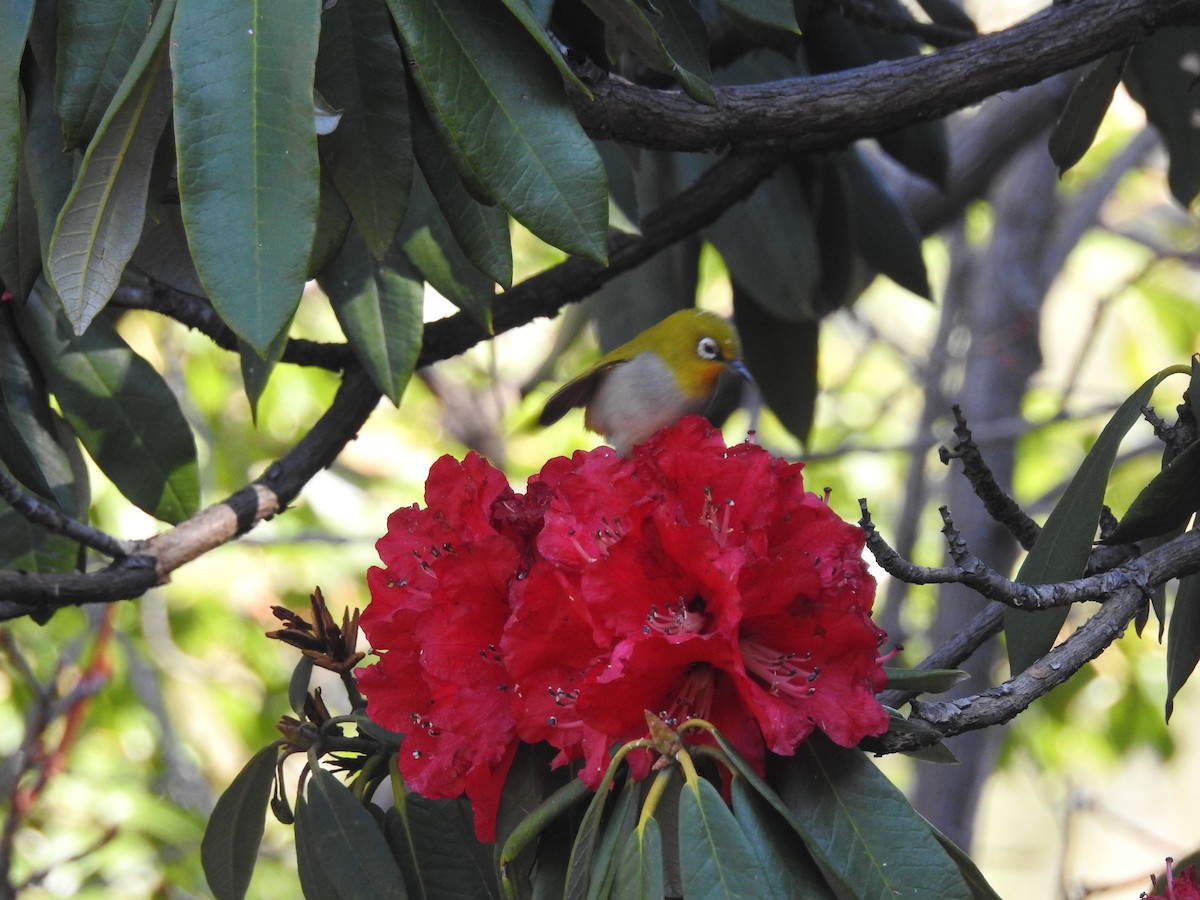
[[3, 0, 1200, 896]]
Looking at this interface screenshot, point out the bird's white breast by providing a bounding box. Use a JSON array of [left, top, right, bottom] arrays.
[[587, 352, 706, 455]]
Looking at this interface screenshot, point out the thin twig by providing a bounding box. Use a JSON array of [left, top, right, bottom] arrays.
[[0, 470, 133, 559]]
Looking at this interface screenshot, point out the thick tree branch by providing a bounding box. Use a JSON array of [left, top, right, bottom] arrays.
[[573, 0, 1199, 152]]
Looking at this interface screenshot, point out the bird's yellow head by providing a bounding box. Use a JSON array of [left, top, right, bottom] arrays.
[[618, 309, 747, 401]]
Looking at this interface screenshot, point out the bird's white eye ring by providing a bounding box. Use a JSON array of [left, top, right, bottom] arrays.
[[697, 336, 721, 360]]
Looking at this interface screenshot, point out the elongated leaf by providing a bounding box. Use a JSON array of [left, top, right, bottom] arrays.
[[25, 56, 75, 263], [1166, 566, 1200, 721], [386, 797, 498, 900], [238, 329, 286, 422], [716, 0, 799, 33], [732, 288, 819, 444], [843, 149, 929, 299], [678, 775, 773, 900], [706, 166, 819, 322], [201, 745, 278, 900], [294, 795, 343, 900], [772, 739, 974, 900], [1126, 27, 1200, 207], [0, 309, 58, 499], [1105, 439, 1200, 544], [15, 280, 200, 523], [1050, 50, 1130, 177], [611, 818, 664, 900], [171, 0, 321, 352], [130, 202, 206, 296], [55, 0, 153, 148], [882, 667, 970, 694], [320, 227, 424, 404], [49, 0, 176, 333], [0, 0, 34, 229], [1005, 365, 1189, 674], [316, 0, 412, 259], [929, 825, 1003, 900], [729, 778, 833, 900], [306, 767, 408, 900], [388, 0, 608, 262], [409, 86, 512, 288], [585, 777, 642, 900], [0, 150, 43, 302], [495, 0, 592, 97]]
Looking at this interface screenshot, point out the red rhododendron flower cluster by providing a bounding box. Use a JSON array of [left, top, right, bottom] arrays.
[[358, 417, 889, 841]]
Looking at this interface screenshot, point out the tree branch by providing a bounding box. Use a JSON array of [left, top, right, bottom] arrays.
[[573, 0, 1199, 152]]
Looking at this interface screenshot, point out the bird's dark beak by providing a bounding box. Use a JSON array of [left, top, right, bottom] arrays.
[[727, 359, 754, 384]]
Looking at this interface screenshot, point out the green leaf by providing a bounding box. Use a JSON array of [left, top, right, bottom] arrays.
[[706, 166, 819, 323], [843, 149, 929, 299], [305, 767, 408, 900], [583, 0, 716, 105], [914, 0, 976, 32], [308, 162, 354, 280], [585, 777, 642, 900], [409, 86, 512, 289], [14, 280, 201, 523], [808, 156, 860, 317], [1166, 565, 1200, 721], [882, 667, 970, 694], [48, 0, 176, 333], [1105, 438, 1200, 544], [24, 56, 76, 264], [388, 0, 608, 262], [386, 797, 498, 900], [732, 288, 819, 444], [171, 0, 321, 352], [201, 745, 278, 900], [55, 0, 153, 148], [238, 329, 287, 422], [729, 778, 834, 900], [0, 0, 34, 229], [287, 656, 314, 717], [495, 0, 592, 97], [929, 824, 1003, 900], [1050, 50, 1130, 177], [130, 202, 206, 296], [772, 739, 975, 900], [399, 169, 494, 328], [294, 795, 343, 900], [320, 227, 424, 405], [611, 817, 664, 900], [678, 774, 773, 900], [1126, 27, 1200, 207], [0, 150, 43, 303], [316, 0, 413, 259], [715, 0, 799, 33], [1005, 365, 1189, 674]]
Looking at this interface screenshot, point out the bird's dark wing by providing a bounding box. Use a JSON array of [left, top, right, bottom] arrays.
[[538, 359, 626, 426]]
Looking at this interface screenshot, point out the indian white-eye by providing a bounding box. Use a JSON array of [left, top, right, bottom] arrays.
[[539, 309, 752, 455]]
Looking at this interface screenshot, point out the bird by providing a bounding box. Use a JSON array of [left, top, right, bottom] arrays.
[[539, 309, 752, 455]]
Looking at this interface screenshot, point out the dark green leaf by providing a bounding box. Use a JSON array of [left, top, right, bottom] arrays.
[[294, 795, 343, 900], [0, 0, 34, 228], [729, 778, 833, 900], [1050, 50, 1130, 177], [171, 0, 321, 352], [48, 0, 176, 332], [1126, 27, 1200, 207], [707, 166, 818, 322], [409, 88, 512, 288], [0, 309, 58, 499], [495, 742, 562, 892], [14, 280, 201, 523], [585, 777, 642, 900], [238, 329, 287, 422], [678, 774, 773, 899], [0, 150, 43, 302], [287, 657, 314, 717], [1105, 439, 1200, 544], [1167, 566, 1200, 721], [130, 202, 205, 296], [386, 797, 498, 900], [563, 749, 631, 899], [308, 163, 354, 280], [54, 0, 153, 148], [929, 823, 1003, 900], [495, 0, 592, 97], [306, 767, 408, 900], [772, 738, 973, 900], [400, 169, 494, 329], [201, 745, 278, 900], [1005, 365, 1189, 674], [317, 0, 412, 259], [25, 55, 76, 263], [715, 0, 799, 33], [320, 227, 424, 405], [732, 288, 819, 444], [389, 0, 608, 262], [611, 817, 664, 900], [882, 667, 970, 694], [646, 0, 716, 105], [808, 156, 861, 317], [914, 0, 975, 32], [843, 149, 930, 299]]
